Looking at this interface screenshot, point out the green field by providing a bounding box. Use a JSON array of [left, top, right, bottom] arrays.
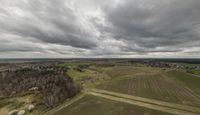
[[2, 61, 199, 115], [53, 95, 172, 115], [166, 70, 200, 98], [63, 62, 200, 108], [94, 66, 200, 107]]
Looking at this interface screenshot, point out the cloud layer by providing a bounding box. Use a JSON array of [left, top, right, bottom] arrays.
[[0, 0, 200, 58]]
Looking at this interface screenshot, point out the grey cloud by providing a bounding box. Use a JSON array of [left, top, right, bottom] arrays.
[[99, 0, 200, 51], [0, 0, 97, 49], [0, 0, 200, 58]]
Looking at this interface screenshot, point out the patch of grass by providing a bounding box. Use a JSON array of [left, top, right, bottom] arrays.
[[8, 101, 25, 109], [53, 95, 172, 115], [187, 70, 200, 75], [68, 69, 96, 79], [97, 68, 200, 107], [0, 99, 12, 108], [166, 70, 200, 97], [0, 92, 46, 115], [167, 70, 200, 86], [67, 65, 112, 88], [103, 66, 143, 78]]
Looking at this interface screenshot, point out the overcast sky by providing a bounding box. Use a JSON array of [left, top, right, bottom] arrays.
[[0, 0, 200, 58]]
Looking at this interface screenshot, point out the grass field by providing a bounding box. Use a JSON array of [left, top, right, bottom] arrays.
[[95, 66, 200, 107], [1, 61, 200, 115], [166, 70, 200, 98], [67, 67, 110, 88], [193, 70, 200, 75], [53, 95, 173, 115], [64, 62, 200, 108], [50, 62, 200, 114]]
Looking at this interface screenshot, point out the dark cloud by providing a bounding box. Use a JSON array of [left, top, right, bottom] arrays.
[[99, 0, 200, 50], [0, 0, 97, 49], [0, 0, 200, 58]]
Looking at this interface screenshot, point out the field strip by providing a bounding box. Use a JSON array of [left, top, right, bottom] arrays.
[[86, 89, 200, 114], [88, 92, 198, 115], [43, 93, 85, 115]]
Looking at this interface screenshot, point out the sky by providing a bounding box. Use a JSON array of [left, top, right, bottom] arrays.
[[0, 0, 200, 58]]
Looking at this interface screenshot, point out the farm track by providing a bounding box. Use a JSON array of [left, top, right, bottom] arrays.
[[46, 88, 200, 115], [86, 89, 200, 115], [43, 94, 85, 115]]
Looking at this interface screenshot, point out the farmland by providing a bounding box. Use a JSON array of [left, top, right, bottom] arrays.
[[166, 70, 200, 98], [60, 60, 200, 109], [1, 59, 200, 115], [96, 67, 200, 107], [52, 95, 173, 115]]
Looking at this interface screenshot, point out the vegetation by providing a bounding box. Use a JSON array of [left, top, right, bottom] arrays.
[[53, 95, 172, 115], [63, 61, 200, 108], [166, 70, 200, 97], [96, 67, 200, 107], [1, 59, 200, 115], [0, 62, 80, 115]]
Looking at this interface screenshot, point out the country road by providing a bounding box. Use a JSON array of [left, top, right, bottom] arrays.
[[45, 89, 200, 115], [87, 89, 200, 115]]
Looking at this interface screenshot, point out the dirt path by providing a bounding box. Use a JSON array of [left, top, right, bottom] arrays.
[[45, 89, 200, 115], [86, 89, 200, 115], [43, 94, 85, 115]]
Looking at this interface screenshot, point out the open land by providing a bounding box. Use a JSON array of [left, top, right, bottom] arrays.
[[0, 59, 200, 115]]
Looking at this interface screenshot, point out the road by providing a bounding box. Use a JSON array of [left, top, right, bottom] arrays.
[[45, 89, 200, 115], [87, 89, 200, 115]]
